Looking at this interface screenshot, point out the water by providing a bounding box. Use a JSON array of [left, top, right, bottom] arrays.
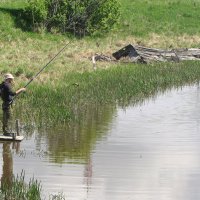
[[1, 84, 200, 200]]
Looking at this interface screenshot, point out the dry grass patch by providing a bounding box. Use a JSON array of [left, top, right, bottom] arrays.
[[1, 33, 200, 87]]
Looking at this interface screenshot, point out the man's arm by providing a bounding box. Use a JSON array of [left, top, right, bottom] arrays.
[[15, 88, 26, 95]]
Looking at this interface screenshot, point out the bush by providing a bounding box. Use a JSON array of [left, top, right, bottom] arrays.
[[25, 0, 121, 36]]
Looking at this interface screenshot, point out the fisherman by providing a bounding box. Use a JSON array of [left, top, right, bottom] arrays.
[[0, 73, 26, 136]]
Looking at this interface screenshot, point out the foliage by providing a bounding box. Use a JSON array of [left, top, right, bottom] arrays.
[[25, 0, 121, 36], [0, 170, 66, 199], [0, 170, 42, 200], [13, 61, 200, 125]]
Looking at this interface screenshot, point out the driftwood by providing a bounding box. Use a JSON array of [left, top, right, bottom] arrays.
[[91, 53, 115, 70], [112, 44, 200, 63], [92, 53, 114, 62], [91, 44, 200, 67]]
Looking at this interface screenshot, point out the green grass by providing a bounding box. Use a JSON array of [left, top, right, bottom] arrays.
[[117, 0, 200, 38], [0, 170, 42, 200], [0, 170, 66, 200], [1, 0, 200, 197], [1, 0, 200, 44], [1, 0, 200, 82], [0, 0, 200, 123], [11, 61, 200, 126], [1, 0, 200, 39]]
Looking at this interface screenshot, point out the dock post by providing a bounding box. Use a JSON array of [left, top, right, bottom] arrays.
[[16, 119, 20, 136]]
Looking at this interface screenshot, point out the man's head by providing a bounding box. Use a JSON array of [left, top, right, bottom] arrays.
[[4, 73, 14, 83]]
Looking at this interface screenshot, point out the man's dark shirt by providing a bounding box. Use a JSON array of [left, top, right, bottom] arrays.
[[1, 82, 16, 109]]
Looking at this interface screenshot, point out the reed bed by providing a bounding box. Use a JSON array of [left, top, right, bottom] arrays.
[[12, 61, 200, 126], [0, 170, 66, 200], [0, 170, 42, 200]]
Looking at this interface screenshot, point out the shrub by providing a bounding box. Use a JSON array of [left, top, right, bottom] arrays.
[[25, 0, 121, 36]]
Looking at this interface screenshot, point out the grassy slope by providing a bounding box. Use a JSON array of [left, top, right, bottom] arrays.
[[1, 0, 200, 83], [1, 0, 200, 122], [118, 0, 200, 37]]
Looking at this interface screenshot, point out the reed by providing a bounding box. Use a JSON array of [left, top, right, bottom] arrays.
[[12, 61, 200, 126], [0, 170, 66, 200], [0, 170, 42, 200]]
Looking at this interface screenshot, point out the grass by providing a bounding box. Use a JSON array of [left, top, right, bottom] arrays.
[[11, 60, 200, 126], [0, 170, 42, 200], [0, 170, 66, 200], [0, 0, 200, 124], [1, 0, 200, 198], [118, 0, 200, 37], [1, 0, 200, 83]]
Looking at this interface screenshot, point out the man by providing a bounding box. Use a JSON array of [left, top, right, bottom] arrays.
[[1, 73, 26, 136]]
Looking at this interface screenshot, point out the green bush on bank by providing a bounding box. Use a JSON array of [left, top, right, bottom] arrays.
[[25, 0, 121, 36]]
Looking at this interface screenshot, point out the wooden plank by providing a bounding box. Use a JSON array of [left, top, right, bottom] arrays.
[[112, 44, 138, 60], [112, 44, 200, 63], [0, 135, 24, 141]]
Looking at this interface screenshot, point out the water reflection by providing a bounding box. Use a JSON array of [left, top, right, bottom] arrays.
[[33, 104, 117, 163], [84, 157, 93, 191], [1, 142, 20, 189], [2, 85, 200, 199]]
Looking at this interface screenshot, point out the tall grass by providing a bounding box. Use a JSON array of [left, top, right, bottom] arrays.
[[0, 170, 66, 200], [12, 61, 200, 125], [1, 0, 200, 124], [0, 170, 42, 200], [0, 0, 200, 125]]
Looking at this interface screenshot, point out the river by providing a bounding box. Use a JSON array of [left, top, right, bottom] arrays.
[[1, 84, 200, 200]]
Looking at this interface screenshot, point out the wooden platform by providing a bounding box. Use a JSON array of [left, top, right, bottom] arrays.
[[0, 135, 24, 141]]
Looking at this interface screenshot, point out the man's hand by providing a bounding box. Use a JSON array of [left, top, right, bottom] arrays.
[[16, 88, 26, 95]]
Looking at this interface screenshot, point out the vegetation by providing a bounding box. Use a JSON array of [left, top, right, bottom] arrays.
[[0, 170, 66, 199], [13, 61, 200, 126], [0, 0, 200, 123], [1, 0, 200, 198], [119, 0, 200, 38], [0, 171, 42, 200], [25, 0, 120, 37]]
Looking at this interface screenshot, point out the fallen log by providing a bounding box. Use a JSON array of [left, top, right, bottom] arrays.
[[112, 44, 200, 63]]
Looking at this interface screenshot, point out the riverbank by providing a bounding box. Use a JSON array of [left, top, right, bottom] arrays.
[[1, 1, 200, 199], [11, 60, 200, 126], [1, 0, 200, 80]]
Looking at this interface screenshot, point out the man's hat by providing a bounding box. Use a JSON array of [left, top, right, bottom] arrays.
[[4, 73, 14, 80]]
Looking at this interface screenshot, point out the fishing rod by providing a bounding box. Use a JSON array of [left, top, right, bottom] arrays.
[[25, 41, 71, 88], [11, 41, 71, 104]]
